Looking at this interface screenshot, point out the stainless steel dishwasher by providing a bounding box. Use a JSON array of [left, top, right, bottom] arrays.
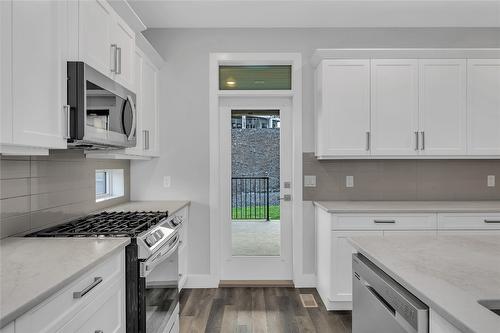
[[352, 253, 429, 333]]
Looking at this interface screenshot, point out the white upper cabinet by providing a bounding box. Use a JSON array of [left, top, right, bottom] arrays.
[[3, 0, 68, 150], [140, 54, 160, 157], [315, 60, 370, 157], [370, 59, 419, 156], [467, 59, 500, 155], [111, 15, 136, 89], [419, 59, 467, 155], [314, 52, 500, 159], [79, 0, 135, 91], [78, 0, 113, 79], [0, 1, 13, 145]]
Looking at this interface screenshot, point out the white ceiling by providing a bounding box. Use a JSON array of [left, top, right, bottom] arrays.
[[127, 0, 500, 28]]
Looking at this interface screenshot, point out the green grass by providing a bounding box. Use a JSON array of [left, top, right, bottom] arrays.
[[232, 205, 280, 220]]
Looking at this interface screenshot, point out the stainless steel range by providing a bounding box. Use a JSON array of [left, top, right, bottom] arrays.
[[27, 210, 183, 333]]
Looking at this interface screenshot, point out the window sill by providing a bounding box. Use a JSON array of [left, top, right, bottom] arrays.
[[96, 195, 124, 203]]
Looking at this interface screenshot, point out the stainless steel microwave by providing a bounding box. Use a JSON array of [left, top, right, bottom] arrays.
[[66, 62, 136, 149]]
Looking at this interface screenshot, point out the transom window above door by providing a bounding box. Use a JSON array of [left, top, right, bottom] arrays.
[[219, 65, 292, 90]]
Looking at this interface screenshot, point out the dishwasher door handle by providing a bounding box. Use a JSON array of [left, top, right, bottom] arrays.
[[366, 284, 396, 316]]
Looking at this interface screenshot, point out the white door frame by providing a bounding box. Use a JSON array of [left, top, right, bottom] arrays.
[[219, 98, 292, 280], [208, 53, 303, 286]]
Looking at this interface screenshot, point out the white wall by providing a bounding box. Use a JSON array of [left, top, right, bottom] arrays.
[[131, 28, 500, 277]]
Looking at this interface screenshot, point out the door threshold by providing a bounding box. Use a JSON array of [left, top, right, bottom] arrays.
[[219, 280, 294, 288]]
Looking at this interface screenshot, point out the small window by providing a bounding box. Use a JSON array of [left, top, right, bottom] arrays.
[[219, 65, 292, 90], [95, 169, 124, 202]]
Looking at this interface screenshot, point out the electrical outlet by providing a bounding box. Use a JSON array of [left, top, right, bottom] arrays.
[[163, 176, 171, 188], [487, 175, 495, 187], [346, 176, 354, 188], [304, 175, 316, 187]]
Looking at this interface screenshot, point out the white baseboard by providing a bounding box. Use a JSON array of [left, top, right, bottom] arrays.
[[184, 274, 219, 288], [293, 274, 316, 288]]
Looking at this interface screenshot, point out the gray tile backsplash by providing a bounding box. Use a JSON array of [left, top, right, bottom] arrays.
[[0, 150, 130, 238], [303, 152, 500, 201]]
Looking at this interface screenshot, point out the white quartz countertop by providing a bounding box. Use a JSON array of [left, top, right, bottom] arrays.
[[103, 200, 190, 215], [0, 237, 130, 328], [314, 200, 500, 213], [349, 235, 500, 333]]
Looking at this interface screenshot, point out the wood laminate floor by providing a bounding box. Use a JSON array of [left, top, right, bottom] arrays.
[[179, 288, 352, 333]]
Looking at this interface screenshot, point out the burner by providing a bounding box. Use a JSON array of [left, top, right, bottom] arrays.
[[28, 211, 169, 238]]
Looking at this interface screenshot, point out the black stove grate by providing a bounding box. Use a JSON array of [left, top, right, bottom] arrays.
[[28, 211, 168, 237]]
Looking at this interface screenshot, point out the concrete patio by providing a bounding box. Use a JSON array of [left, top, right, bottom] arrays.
[[231, 221, 280, 256]]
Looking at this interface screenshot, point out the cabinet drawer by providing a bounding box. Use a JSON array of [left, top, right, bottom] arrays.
[[58, 277, 124, 333], [332, 214, 437, 230], [438, 213, 500, 230], [16, 251, 124, 333]]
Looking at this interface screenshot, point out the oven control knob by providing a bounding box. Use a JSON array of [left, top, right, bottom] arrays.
[[145, 235, 156, 247], [155, 230, 164, 239], [172, 216, 183, 226]]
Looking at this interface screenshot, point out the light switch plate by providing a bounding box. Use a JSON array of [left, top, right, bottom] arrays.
[[487, 175, 495, 187], [163, 176, 171, 188], [304, 175, 316, 187], [346, 176, 354, 188]]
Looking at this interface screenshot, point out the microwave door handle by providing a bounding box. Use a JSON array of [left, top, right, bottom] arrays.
[[126, 95, 136, 141]]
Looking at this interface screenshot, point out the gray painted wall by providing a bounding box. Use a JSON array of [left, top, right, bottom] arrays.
[[132, 27, 500, 276], [0, 150, 130, 238]]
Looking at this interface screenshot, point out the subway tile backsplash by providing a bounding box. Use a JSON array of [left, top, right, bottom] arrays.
[[0, 150, 130, 238], [303, 152, 500, 201]]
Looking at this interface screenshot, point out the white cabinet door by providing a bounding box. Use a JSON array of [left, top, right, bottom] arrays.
[[58, 278, 125, 333], [11, 0, 67, 149], [0, 0, 13, 144], [467, 59, 500, 155], [141, 56, 160, 157], [419, 59, 467, 155], [330, 231, 383, 302], [371, 59, 419, 156], [112, 15, 135, 90], [79, 0, 113, 79], [316, 60, 371, 156]]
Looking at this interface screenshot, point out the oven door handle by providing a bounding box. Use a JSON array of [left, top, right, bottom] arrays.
[[141, 235, 179, 277]]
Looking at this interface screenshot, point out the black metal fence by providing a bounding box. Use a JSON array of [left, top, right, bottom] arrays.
[[231, 177, 269, 221]]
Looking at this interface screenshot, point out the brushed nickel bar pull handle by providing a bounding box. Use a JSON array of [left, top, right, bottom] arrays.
[[484, 219, 500, 223], [414, 131, 419, 151], [421, 131, 425, 150], [116, 47, 122, 74], [110, 44, 117, 73], [73, 277, 103, 299], [374, 220, 396, 224], [366, 131, 371, 151]]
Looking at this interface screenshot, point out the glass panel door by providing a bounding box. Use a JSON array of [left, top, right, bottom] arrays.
[[230, 110, 281, 256]]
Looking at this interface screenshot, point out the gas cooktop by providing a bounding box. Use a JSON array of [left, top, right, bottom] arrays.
[[27, 211, 169, 238]]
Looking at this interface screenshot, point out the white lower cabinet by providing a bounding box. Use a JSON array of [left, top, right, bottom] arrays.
[[57, 278, 124, 333], [14, 250, 125, 333], [315, 207, 500, 311]]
